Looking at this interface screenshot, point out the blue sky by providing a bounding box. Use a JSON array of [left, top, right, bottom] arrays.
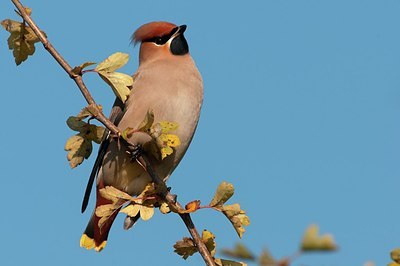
[[1, 1, 400, 265]]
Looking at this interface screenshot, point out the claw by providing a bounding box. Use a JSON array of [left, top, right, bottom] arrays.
[[127, 144, 143, 162]]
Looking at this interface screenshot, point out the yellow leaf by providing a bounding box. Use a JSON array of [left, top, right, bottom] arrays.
[[85, 124, 106, 144], [391, 249, 400, 264], [159, 202, 171, 214], [221, 204, 250, 238], [202, 230, 216, 257], [210, 182, 234, 207], [64, 134, 92, 168], [1, 19, 45, 65], [120, 204, 140, 217], [99, 186, 134, 203], [98, 71, 132, 103], [24, 7, 32, 16], [214, 258, 247, 266], [161, 146, 174, 160], [158, 133, 181, 147], [258, 249, 275, 266], [173, 237, 197, 259], [158, 121, 179, 133], [221, 204, 241, 217], [221, 243, 255, 261], [301, 224, 337, 252], [95, 204, 117, 218], [96, 52, 129, 72], [388, 263, 400, 266], [140, 205, 154, 221], [76, 104, 102, 119]]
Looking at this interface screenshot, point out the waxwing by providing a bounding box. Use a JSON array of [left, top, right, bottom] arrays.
[[80, 21, 203, 251]]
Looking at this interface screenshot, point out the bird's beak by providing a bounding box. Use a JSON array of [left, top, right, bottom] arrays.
[[172, 25, 187, 38], [178, 25, 187, 34]]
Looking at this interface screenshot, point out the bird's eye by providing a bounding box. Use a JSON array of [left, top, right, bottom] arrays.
[[155, 37, 163, 45]]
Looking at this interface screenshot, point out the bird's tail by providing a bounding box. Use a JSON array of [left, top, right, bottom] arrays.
[[80, 180, 120, 252]]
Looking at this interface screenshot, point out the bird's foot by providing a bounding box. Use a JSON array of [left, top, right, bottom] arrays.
[[127, 144, 143, 162]]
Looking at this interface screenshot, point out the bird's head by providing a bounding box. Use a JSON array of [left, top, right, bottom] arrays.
[[132, 21, 190, 64]]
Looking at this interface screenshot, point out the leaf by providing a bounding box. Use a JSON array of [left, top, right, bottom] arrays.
[[99, 186, 134, 203], [1, 19, 46, 65], [202, 230, 216, 257], [120, 204, 140, 217], [66, 116, 86, 131], [221, 204, 250, 238], [259, 249, 276, 266], [12, 31, 35, 65], [158, 133, 181, 147], [72, 61, 96, 75], [160, 146, 174, 160], [98, 71, 133, 103], [76, 104, 102, 119], [210, 182, 234, 207], [140, 205, 154, 221], [64, 134, 92, 168], [159, 202, 171, 214], [138, 110, 155, 132], [95, 204, 117, 218], [214, 258, 247, 266], [301, 224, 337, 252], [179, 200, 201, 214], [391, 249, 400, 264], [157, 133, 181, 160], [173, 237, 197, 260], [221, 243, 255, 261], [85, 124, 106, 144], [65, 113, 105, 167], [159, 121, 179, 133], [95, 52, 129, 72]]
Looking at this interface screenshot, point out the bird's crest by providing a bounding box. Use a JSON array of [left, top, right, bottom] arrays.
[[132, 21, 177, 44]]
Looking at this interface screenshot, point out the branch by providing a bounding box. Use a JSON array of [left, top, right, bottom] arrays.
[[10, 1, 216, 266]]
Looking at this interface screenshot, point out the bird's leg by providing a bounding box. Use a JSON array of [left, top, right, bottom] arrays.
[[127, 144, 143, 162], [167, 187, 178, 203]]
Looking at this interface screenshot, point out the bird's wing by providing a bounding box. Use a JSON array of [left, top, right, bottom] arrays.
[[81, 97, 125, 213]]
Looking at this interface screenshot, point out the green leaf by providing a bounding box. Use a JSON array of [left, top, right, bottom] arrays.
[[210, 182, 234, 207], [66, 116, 86, 131], [95, 52, 129, 72], [138, 110, 155, 132], [301, 224, 337, 252], [221, 243, 255, 261], [98, 71, 133, 103], [173, 237, 198, 260]]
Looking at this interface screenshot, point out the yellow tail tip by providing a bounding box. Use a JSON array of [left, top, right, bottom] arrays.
[[80, 234, 107, 252]]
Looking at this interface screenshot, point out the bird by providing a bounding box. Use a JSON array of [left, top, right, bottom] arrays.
[[79, 21, 203, 252]]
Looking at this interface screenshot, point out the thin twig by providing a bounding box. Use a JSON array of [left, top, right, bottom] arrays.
[[10, 1, 216, 265]]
